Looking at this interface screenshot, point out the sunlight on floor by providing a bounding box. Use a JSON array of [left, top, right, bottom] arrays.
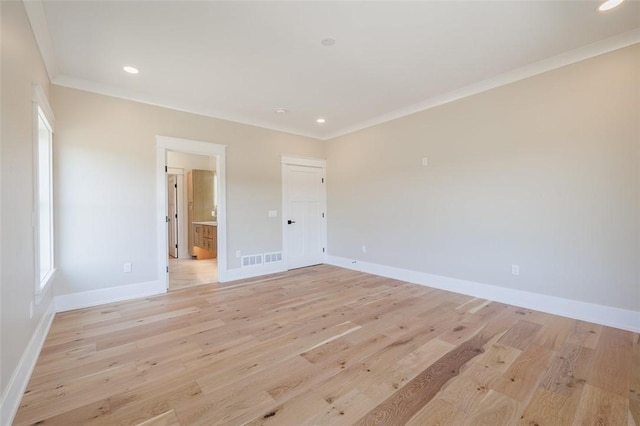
[[169, 257, 218, 290]]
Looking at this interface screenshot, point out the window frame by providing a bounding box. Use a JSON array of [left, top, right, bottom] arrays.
[[32, 84, 56, 304]]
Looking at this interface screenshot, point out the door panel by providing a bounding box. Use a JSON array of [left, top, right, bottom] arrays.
[[284, 164, 325, 269], [168, 175, 178, 258]]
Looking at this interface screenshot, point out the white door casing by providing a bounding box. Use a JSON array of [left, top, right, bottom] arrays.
[[282, 156, 327, 270]]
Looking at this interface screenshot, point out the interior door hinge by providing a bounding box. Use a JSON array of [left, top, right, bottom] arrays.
[[166, 216, 169, 223], [175, 244, 178, 249], [322, 248, 325, 253], [174, 183, 177, 188], [166, 266, 169, 273], [322, 212, 325, 218], [165, 166, 168, 173], [175, 213, 178, 218], [321, 178, 324, 183]]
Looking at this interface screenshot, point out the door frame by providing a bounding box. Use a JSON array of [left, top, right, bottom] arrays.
[[156, 136, 228, 288], [281, 156, 327, 270]]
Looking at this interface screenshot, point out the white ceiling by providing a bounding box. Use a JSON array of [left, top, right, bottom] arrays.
[[31, 1, 640, 140]]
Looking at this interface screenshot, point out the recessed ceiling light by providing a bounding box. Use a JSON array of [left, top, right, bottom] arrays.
[[598, 0, 624, 11], [316, 118, 326, 124], [123, 66, 139, 74], [274, 108, 288, 114], [321, 38, 336, 47]]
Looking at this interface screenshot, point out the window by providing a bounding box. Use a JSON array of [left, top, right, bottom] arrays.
[[33, 85, 55, 300]]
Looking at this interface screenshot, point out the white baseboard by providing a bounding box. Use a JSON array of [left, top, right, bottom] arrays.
[[0, 300, 55, 426], [224, 262, 288, 283], [326, 256, 640, 333], [55, 280, 166, 312]]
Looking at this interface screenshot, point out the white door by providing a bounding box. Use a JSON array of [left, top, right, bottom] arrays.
[[283, 162, 326, 269], [168, 175, 178, 258]]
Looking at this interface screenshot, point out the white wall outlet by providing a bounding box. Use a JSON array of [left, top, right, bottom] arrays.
[[268, 210, 277, 218], [422, 157, 429, 167], [361, 245, 367, 253], [124, 262, 132, 273], [512, 264, 520, 276], [236, 250, 241, 258], [211, 210, 216, 217]]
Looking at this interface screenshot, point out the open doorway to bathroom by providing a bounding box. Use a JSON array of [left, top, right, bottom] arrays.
[[166, 151, 218, 290]]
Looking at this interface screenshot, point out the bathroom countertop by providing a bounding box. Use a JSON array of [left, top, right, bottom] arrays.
[[192, 221, 217, 226]]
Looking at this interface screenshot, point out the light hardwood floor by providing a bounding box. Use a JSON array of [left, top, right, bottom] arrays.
[[168, 258, 218, 290], [14, 265, 639, 425]]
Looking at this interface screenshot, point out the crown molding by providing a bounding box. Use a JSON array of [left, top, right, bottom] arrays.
[[322, 29, 640, 141], [24, 0, 639, 142], [23, 0, 59, 82], [52, 75, 324, 140]]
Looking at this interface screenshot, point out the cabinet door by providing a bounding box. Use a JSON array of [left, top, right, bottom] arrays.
[[210, 226, 218, 257], [194, 224, 203, 248]]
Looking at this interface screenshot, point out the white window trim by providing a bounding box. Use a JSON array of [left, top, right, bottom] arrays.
[[32, 84, 56, 304]]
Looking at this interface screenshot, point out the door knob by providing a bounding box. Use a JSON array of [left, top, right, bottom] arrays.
[[287, 220, 296, 224]]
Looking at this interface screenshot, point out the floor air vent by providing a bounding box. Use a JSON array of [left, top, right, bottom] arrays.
[[241, 254, 263, 267], [264, 252, 283, 264]]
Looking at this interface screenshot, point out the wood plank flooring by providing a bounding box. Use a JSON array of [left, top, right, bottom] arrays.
[[168, 258, 217, 291], [14, 265, 639, 425]]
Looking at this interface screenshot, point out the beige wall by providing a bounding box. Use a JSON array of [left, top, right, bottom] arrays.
[[50, 85, 325, 296], [0, 1, 54, 396], [326, 44, 640, 312]]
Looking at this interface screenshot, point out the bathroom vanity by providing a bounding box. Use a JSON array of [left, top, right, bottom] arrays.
[[192, 221, 217, 259]]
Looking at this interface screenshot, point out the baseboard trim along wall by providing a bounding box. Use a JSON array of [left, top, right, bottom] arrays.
[[55, 280, 166, 312], [326, 255, 640, 333], [0, 300, 55, 426], [225, 262, 288, 283]]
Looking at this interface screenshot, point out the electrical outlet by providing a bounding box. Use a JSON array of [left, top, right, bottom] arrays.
[[422, 157, 429, 166], [512, 264, 520, 276], [361, 245, 367, 253], [124, 262, 132, 273], [268, 210, 277, 218], [236, 250, 241, 258]]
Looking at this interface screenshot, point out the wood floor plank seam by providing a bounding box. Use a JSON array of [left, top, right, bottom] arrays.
[[13, 265, 636, 426]]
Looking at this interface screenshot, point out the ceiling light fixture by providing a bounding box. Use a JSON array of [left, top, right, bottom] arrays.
[[321, 38, 336, 47], [274, 108, 288, 114], [598, 0, 624, 11], [316, 118, 326, 124], [123, 66, 139, 74]]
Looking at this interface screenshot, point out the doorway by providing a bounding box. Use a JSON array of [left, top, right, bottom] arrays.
[[165, 151, 218, 290], [157, 136, 228, 290], [281, 157, 327, 270]]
